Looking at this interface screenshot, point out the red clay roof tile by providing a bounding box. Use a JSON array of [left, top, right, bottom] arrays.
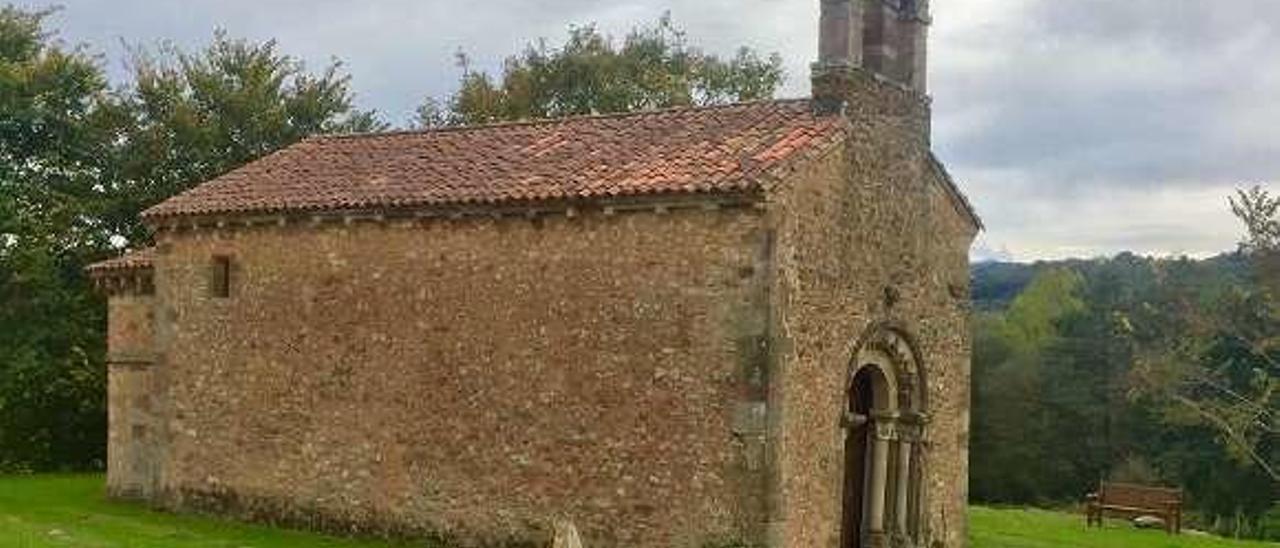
[[86, 247, 155, 274], [142, 99, 846, 221]]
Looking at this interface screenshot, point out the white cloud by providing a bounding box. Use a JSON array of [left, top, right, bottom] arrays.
[[964, 173, 1244, 260]]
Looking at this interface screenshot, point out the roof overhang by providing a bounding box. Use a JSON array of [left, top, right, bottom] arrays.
[[927, 152, 983, 232]]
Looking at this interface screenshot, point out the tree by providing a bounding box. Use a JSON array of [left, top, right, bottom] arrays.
[[1233, 186, 1280, 303], [1130, 185, 1280, 482], [0, 5, 115, 471], [970, 268, 1086, 502], [101, 31, 386, 246], [1233, 186, 1280, 255], [0, 8, 388, 471], [414, 14, 785, 127], [998, 268, 1085, 352]]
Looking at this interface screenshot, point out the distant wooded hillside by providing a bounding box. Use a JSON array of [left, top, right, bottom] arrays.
[[968, 251, 1279, 540], [971, 253, 1251, 311]]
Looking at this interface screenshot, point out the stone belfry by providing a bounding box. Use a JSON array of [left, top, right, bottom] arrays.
[[813, 0, 931, 107]]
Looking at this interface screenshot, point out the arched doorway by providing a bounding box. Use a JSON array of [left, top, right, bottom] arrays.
[[841, 368, 875, 548], [840, 363, 895, 548], [840, 325, 928, 548]]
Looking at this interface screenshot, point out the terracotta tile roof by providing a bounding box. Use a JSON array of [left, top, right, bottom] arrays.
[[142, 99, 848, 221], [86, 247, 155, 275]]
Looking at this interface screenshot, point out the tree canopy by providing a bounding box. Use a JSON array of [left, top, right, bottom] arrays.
[[102, 31, 385, 247], [0, 6, 384, 471], [0, 5, 114, 472], [415, 14, 785, 127], [1128, 186, 1280, 482]]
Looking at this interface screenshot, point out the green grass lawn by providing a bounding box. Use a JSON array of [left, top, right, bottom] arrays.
[[971, 506, 1278, 548], [0, 475, 414, 547], [1, 475, 1275, 547]]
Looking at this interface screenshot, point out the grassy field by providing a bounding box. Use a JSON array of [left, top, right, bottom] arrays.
[[0, 475, 415, 547], [0, 475, 1275, 547], [971, 506, 1278, 548]]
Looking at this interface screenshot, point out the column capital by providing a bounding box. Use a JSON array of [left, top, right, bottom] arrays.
[[870, 410, 902, 422], [841, 411, 869, 429], [873, 420, 897, 441], [870, 410, 903, 440]]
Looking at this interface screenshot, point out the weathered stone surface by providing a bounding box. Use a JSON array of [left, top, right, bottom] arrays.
[[105, 293, 161, 500], [553, 520, 585, 548], [147, 207, 773, 547]]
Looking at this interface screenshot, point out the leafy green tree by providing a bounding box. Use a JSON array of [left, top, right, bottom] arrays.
[[1233, 186, 1280, 305], [1034, 256, 1165, 499], [0, 7, 388, 471], [415, 14, 785, 127], [1131, 186, 1280, 482], [0, 5, 115, 471], [970, 268, 1085, 502], [102, 31, 386, 246], [1233, 186, 1280, 254], [999, 268, 1085, 351]]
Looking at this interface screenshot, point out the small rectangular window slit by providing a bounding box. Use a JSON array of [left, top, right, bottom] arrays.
[[211, 256, 232, 298]]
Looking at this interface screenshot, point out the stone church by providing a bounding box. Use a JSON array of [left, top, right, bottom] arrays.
[[89, 1, 979, 546]]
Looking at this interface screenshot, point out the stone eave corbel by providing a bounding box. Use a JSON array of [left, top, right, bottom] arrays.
[[88, 267, 154, 297], [143, 191, 766, 235]]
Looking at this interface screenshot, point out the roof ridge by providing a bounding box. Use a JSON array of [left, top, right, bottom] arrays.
[[312, 97, 814, 142]]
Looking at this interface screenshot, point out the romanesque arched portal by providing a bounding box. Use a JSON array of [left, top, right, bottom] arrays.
[[841, 323, 928, 548]]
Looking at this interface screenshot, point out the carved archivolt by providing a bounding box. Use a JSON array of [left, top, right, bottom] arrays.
[[852, 322, 926, 412], [860, 325, 919, 377]]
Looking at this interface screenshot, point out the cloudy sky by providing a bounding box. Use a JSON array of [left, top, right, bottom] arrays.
[[45, 0, 1280, 262]]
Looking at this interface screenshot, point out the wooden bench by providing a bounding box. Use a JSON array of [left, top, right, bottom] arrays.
[[1085, 481, 1183, 534]]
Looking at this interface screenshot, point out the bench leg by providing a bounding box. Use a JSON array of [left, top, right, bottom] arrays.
[[1085, 507, 1099, 528]]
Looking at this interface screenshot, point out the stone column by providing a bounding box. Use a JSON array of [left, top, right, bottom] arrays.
[[914, 414, 933, 543], [889, 411, 932, 546], [896, 437, 912, 537], [867, 411, 898, 548]]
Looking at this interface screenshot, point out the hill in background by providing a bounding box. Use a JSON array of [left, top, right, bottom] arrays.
[[968, 251, 1279, 541]]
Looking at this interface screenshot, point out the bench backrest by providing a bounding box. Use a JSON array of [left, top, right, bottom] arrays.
[[1100, 482, 1183, 508]]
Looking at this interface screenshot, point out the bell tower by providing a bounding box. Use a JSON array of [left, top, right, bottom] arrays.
[[862, 0, 930, 92], [813, 0, 931, 110]]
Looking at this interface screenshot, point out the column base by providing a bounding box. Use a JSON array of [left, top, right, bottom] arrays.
[[865, 531, 891, 548]]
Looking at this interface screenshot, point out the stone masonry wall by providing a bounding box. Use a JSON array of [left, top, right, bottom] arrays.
[[768, 71, 976, 547], [106, 293, 161, 499], [149, 206, 774, 547]]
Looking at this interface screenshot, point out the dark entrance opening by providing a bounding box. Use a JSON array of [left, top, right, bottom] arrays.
[[841, 369, 875, 548]]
